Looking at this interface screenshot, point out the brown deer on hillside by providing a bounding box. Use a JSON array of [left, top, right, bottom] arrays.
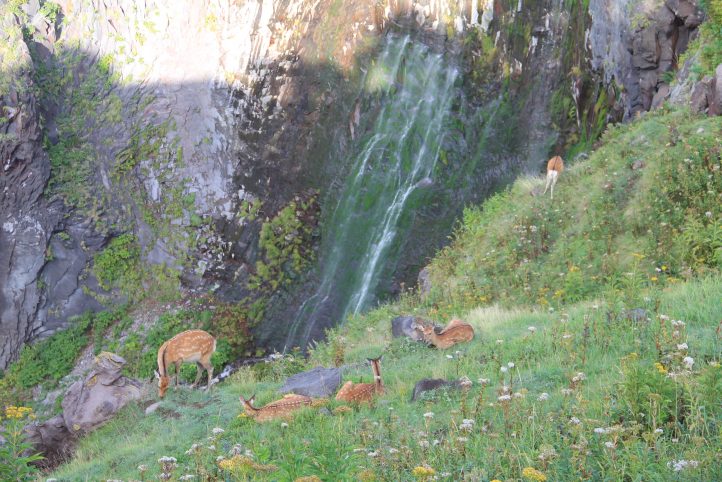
[[415, 318, 474, 349], [239, 394, 313, 422], [155, 329, 216, 398], [335, 356, 384, 404], [543, 155, 564, 199]]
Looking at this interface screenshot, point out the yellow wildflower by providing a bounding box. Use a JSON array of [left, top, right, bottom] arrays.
[[412, 465, 436, 478], [3, 406, 33, 420], [491, 480, 503, 482], [218, 455, 277, 473], [650, 276, 658, 282], [655, 362, 668, 375], [357, 469, 377, 482], [522, 467, 547, 481]]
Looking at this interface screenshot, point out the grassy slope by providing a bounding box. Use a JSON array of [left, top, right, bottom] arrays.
[[48, 110, 721, 481]]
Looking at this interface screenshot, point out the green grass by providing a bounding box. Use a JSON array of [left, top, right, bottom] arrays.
[[423, 109, 721, 315], [11, 104, 721, 480], [46, 275, 721, 481]]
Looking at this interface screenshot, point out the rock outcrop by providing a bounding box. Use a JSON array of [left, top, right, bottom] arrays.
[[589, 0, 703, 118], [0, 13, 58, 368], [24, 352, 141, 467]]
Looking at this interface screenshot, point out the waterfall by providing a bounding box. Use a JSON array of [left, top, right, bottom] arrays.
[[283, 35, 458, 349]]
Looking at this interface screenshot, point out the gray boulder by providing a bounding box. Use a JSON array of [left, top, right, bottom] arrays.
[[61, 352, 142, 435], [411, 378, 462, 401], [278, 366, 341, 398], [690, 76, 714, 114]]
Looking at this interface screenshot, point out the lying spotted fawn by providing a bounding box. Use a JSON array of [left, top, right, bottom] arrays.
[[335, 356, 384, 404], [239, 394, 313, 422], [415, 319, 474, 349]]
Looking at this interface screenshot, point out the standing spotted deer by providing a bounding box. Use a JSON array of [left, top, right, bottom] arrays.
[[543, 155, 565, 199], [239, 394, 313, 422], [155, 330, 216, 398], [335, 356, 384, 404]]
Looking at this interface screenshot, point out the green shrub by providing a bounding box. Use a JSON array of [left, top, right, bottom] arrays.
[[93, 233, 142, 296], [248, 193, 320, 293]]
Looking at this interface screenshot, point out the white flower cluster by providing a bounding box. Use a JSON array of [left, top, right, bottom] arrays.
[[537, 392, 549, 401], [497, 394, 512, 402], [212, 427, 225, 435], [478, 378, 490, 385], [671, 320, 686, 328], [594, 427, 608, 434], [423, 412, 434, 419], [677, 343, 688, 351], [572, 372, 586, 383], [569, 417, 581, 425], [528, 326, 537, 333], [185, 444, 201, 455], [460, 419, 475, 431], [683, 356, 694, 369], [667, 460, 699, 472]]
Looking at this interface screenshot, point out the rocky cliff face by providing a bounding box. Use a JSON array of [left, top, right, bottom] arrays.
[[589, 0, 704, 118], [0, 0, 710, 368], [0, 14, 61, 368]]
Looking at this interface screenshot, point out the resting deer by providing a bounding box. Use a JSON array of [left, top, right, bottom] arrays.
[[543, 155, 564, 199], [239, 394, 313, 422], [155, 329, 216, 398], [335, 356, 384, 404], [415, 318, 474, 349]]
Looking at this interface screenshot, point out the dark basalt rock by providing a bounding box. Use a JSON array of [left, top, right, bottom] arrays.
[[278, 366, 341, 398], [411, 378, 462, 401]]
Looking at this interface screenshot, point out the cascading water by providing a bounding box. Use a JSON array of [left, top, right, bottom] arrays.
[[284, 35, 458, 348]]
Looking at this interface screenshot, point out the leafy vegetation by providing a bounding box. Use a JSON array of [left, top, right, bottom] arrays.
[[697, 0, 722, 76], [93, 233, 142, 294], [248, 193, 320, 293], [0, 309, 127, 407], [425, 109, 721, 312]]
